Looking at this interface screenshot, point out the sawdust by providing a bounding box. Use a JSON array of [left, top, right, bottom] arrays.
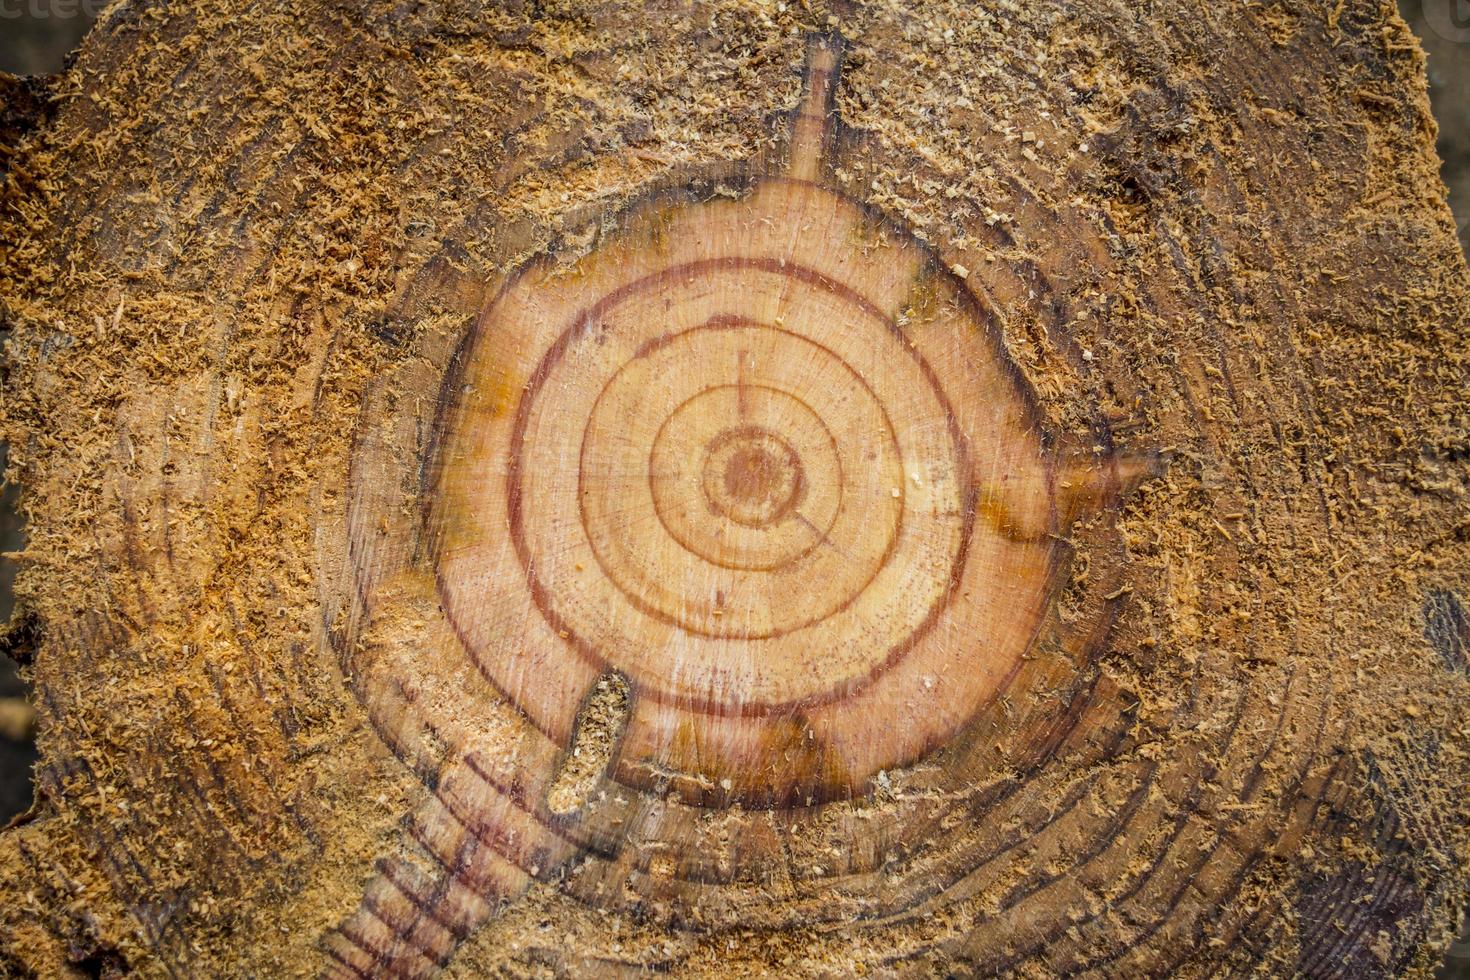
[[0, 0, 1464, 976]]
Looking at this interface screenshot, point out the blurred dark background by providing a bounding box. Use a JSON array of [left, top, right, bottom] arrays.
[[0, 1, 98, 76], [0, 0, 1467, 973], [1404, 0, 1470, 257]]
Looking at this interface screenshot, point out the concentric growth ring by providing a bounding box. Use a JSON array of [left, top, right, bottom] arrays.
[[693, 421, 807, 531], [432, 179, 1061, 803], [575, 314, 911, 644], [511, 260, 963, 705], [651, 384, 839, 571]]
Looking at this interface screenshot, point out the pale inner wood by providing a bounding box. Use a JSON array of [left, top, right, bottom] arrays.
[[431, 179, 1059, 801]]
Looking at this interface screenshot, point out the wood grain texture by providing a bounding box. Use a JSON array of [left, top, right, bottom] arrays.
[[0, 1, 1467, 977]]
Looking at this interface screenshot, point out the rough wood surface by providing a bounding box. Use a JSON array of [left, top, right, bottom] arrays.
[[0, 1, 1467, 977]]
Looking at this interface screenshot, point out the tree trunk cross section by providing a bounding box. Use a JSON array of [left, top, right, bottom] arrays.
[[0, 3, 1466, 978]]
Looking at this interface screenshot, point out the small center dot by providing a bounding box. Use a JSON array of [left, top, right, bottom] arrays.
[[700, 427, 804, 528], [725, 446, 787, 506]]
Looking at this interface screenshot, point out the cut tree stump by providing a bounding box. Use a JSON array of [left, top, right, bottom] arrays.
[[1, 2, 1467, 978]]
